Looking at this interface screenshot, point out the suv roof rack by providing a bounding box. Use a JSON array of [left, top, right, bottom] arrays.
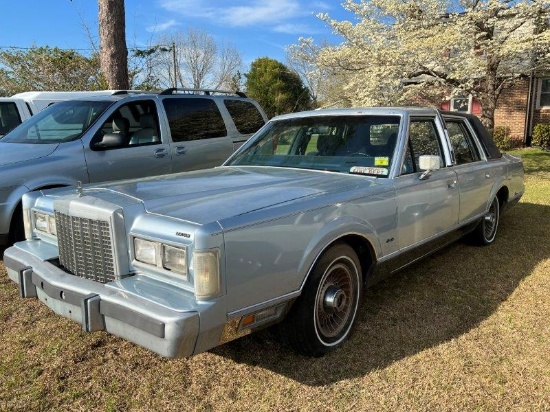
[[111, 90, 147, 95], [159, 88, 247, 98]]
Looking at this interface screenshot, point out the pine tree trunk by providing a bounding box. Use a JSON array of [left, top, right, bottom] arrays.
[[98, 0, 129, 90]]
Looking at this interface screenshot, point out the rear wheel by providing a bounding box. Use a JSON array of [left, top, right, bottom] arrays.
[[472, 197, 500, 245], [281, 243, 361, 357]]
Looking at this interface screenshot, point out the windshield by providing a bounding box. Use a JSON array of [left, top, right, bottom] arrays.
[[227, 115, 401, 177], [1, 100, 112, 144]]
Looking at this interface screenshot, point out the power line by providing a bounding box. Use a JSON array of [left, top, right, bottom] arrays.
[[0, 45, 94, 51], [0, 45, 157, 52]]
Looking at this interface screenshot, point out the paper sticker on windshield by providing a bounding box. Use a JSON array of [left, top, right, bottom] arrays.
[[350, 166, 388, 176], [375, 157, 389, 166]]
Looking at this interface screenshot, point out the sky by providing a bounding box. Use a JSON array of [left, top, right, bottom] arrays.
[[1, 0, 354, 67]]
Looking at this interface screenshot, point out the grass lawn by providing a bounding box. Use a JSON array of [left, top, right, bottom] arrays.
[[0, 148, 549, 411]]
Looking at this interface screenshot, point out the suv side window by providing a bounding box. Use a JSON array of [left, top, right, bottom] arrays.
[[446, 120, 480, 164], [223, 99, 265, 134], [402, 119, 443, 174], [0, 102, 22, 135], [163, 98, 227, 142], [97, 100, 160, 148]]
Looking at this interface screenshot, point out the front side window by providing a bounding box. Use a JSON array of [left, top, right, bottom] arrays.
[[94, 100, 160, 148], [446, 120, 480, 164], [1, 100, 111, 144], [163, 98, 227, 142], [227, 115, 401, 177], [224, 99, 265, 134], [402, 119, 444, 174]]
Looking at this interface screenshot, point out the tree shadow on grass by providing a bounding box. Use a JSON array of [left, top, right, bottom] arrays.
[[211, 202, 550, 385]]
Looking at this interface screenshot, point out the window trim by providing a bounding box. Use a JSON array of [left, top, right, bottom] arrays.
[[536, 78, 550, 110]]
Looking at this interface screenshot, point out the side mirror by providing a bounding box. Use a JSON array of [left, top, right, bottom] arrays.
[[419, 155, 441, 171], [418, 155, 441, 180], [92, 133, 126, 150]]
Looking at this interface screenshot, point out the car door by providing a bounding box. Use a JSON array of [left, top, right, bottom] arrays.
[[161, 97, 234, 173], [392, 117, 460, 269], [444, 116, 496, 222], [84, 99, 173, 183]]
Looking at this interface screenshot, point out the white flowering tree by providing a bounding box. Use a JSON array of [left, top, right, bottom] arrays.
[[315, 0, 550, 130]]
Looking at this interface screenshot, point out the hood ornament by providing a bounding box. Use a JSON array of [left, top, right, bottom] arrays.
[[76, 181, 83, 197]]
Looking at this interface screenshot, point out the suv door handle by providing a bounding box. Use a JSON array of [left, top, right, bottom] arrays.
[[447, 180, 457, 189], [175, 146, 187, 155], [154, 148, 168, 158]]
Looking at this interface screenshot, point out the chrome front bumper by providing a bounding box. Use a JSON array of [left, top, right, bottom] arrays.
[[4, 243, 201, 358]]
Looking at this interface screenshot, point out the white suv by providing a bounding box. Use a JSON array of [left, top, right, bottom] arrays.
[[0, 88, 268, 244]]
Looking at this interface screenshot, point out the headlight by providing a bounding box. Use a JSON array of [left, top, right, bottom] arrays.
[[193, 249, 221, 300], [134, 238, 158, 266], [33, 211, 57, 236], [34, 212, 48, 232], [163, 244, 186, 274], [133, 237, 187, 277]]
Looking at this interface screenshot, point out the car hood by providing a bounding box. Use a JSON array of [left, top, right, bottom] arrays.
[[84, 166, 379, 226], [0, 142, 58, 166]]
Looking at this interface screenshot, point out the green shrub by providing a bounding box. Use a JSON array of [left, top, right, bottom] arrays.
[[492, 126, 516, 151], [532, 123, 550, 149]]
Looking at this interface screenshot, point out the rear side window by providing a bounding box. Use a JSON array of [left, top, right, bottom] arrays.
[[224, 99, 265, 134], [0, 102, 22, 135], [162, 98, 227, 142], [446, 120, 480, 164]]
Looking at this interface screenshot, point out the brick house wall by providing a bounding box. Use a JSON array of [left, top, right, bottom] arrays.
[[494, 78, 529, 144], [533, 110, 550, 124], [439, 76, 550, 146]]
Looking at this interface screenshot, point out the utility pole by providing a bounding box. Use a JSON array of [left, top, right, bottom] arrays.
[[172, 42, 177, 89]]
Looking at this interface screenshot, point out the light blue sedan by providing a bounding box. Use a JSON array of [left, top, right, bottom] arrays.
[[4, 107, 524, 358]]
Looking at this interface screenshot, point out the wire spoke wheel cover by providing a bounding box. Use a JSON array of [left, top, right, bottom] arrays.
[[280, 243, 362, 356], [483, 198, 499, 241], [315, 261, 354, 340], [471, 196, 500, 246]]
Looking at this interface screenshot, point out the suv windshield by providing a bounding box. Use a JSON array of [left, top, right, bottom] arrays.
[[227, 115, 401, 176], [2, 100, 112, 144]]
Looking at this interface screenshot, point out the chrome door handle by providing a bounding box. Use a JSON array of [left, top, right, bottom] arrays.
[[448, 180, 457, 189], [154, 148, 168, 158], [175, 146, 187, 155], [485, 173, 491, 179]]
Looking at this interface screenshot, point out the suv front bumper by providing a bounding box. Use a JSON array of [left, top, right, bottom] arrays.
[[4, 243, 201, 358]]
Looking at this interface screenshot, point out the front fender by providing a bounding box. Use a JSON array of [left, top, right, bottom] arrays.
[[0, 184, 32, 234], [297, 215, 381, 290]]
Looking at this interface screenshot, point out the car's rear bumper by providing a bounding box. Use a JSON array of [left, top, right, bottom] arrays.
[[4, 243, 201, 358]]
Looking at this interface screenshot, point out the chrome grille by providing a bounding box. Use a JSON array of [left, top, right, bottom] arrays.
[[55, 211, 115, 283]]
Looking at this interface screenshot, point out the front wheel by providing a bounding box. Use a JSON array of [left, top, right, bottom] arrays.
[[472, 197, 500, 245], [8, 203, 25, 245], [280, 243, 362, 357]]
